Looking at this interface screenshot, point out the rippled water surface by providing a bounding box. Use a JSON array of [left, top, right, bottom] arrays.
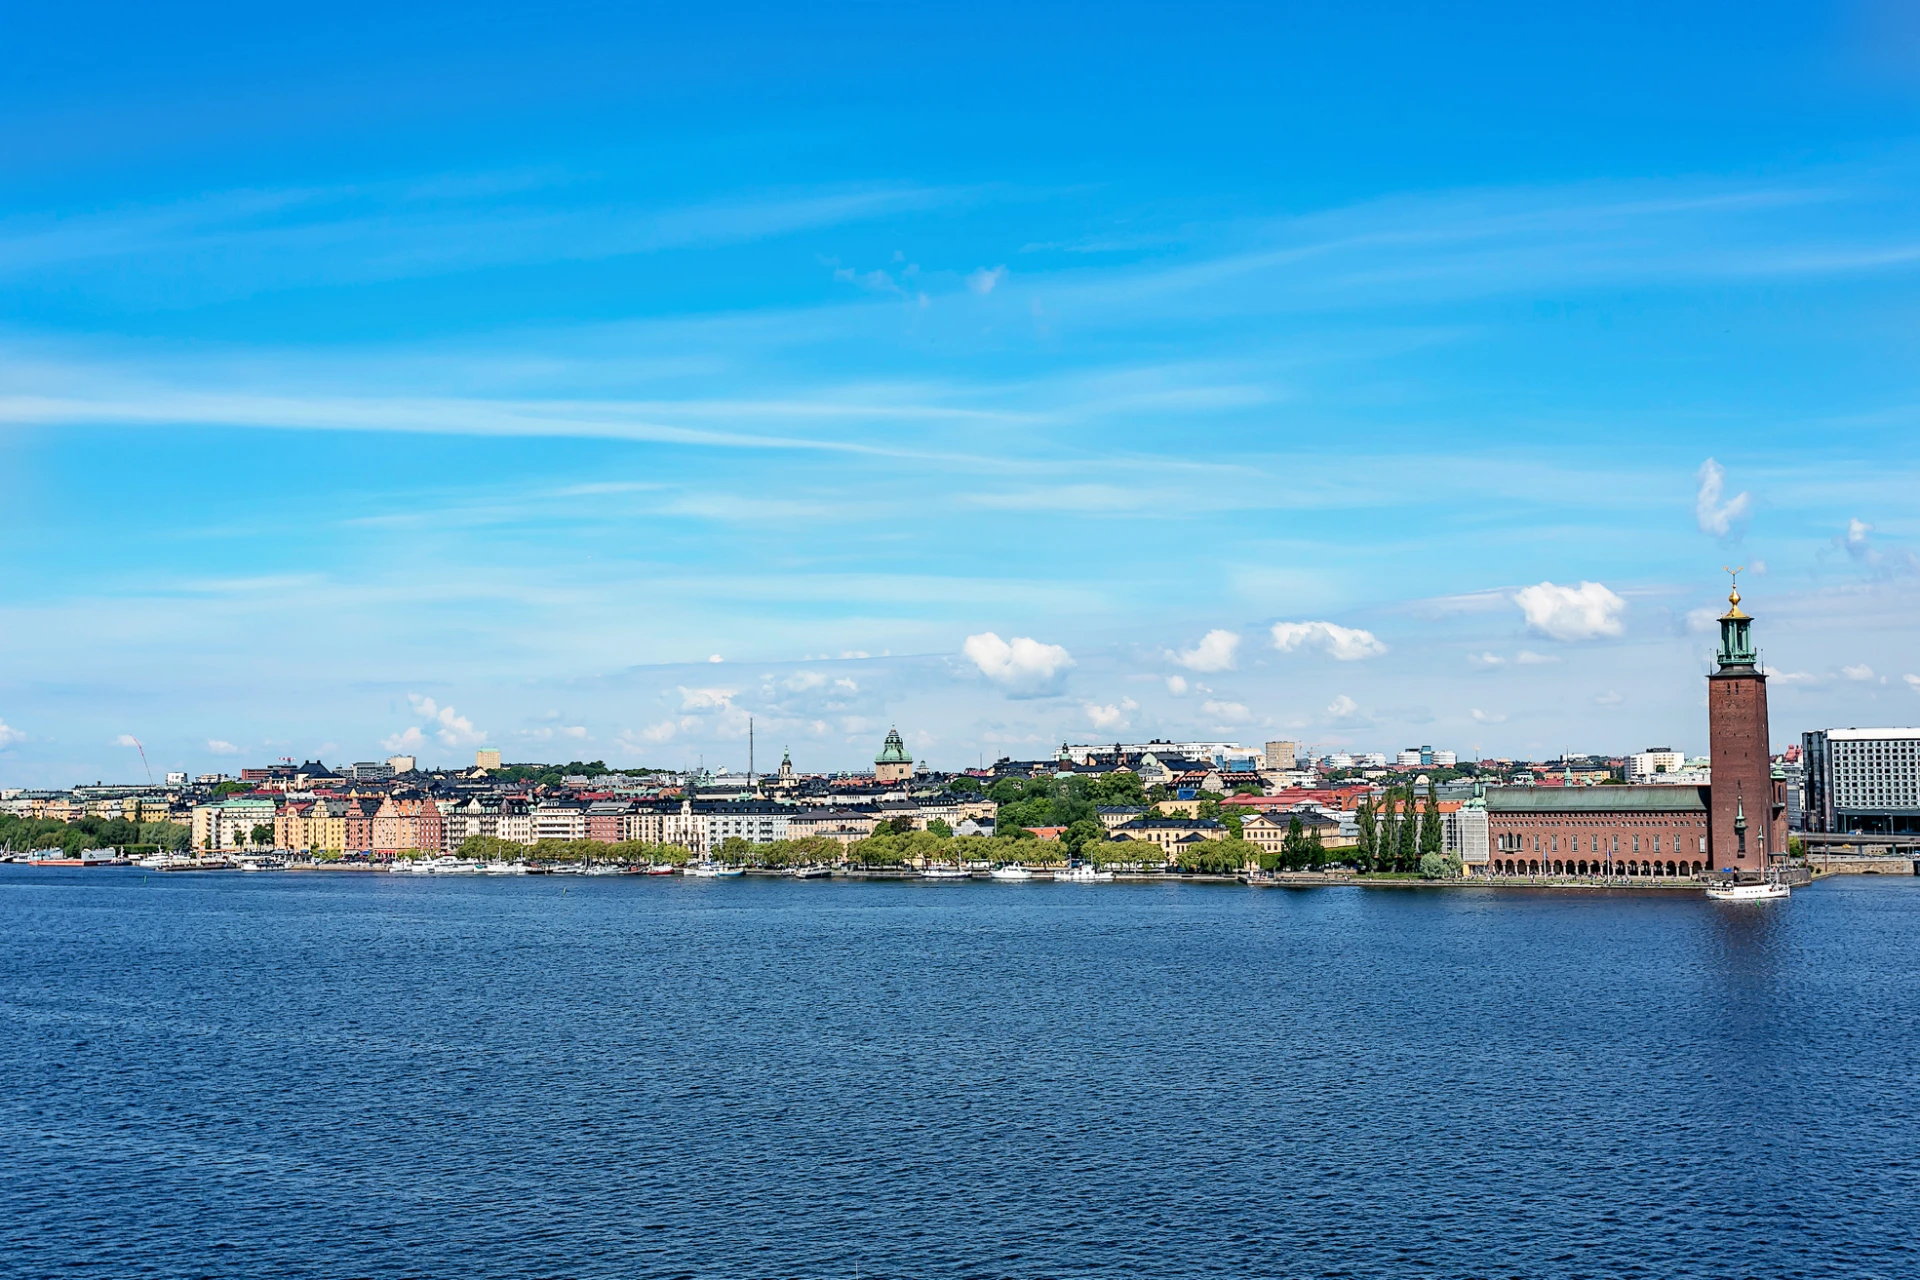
[[3, 867, 1918, 1278]]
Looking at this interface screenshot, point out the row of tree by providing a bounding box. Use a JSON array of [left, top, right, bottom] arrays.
[[0, 815, 191, 856], [1352, 779, 1463, 877]]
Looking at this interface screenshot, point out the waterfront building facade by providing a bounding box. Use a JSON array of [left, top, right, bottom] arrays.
[[1485, 786, 1710, 876], [1800, 727, 1920, 836]]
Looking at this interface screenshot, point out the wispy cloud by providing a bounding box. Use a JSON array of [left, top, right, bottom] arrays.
[[0, 177, 971, 291]]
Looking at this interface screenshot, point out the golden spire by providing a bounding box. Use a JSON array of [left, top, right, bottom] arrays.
[[1721, 565, 1747, 619]]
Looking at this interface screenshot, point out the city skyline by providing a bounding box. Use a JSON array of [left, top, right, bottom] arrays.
[[6, 5, 1920, 785]]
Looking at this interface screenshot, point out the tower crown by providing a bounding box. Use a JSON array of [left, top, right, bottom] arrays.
[[1716, 566, 1757, 670]]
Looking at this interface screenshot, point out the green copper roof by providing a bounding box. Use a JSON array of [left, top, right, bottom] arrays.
[[875, 727, 912, 765], [1485, 785, 1707, 813]]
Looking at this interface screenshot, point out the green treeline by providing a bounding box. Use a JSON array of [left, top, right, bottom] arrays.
[[0, 815, 190, 855]]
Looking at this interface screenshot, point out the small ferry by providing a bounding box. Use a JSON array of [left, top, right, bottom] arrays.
[[920, 865, 971, 880], [1706, 872, 1790, 902], [988, 864, 1034, 881], [685, 861, 743, 878], [1055, 864, 1113, 882]]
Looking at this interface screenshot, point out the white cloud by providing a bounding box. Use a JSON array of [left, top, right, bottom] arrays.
[[114, 733, 141, 747], [1165, 674, 1189, 696], [1594, 691, 1624, 706], [678, 686, 738, 712], [1843, 664, 1876, 682], [834, 677, 859, 693], [785, 671, 826, 691], [1845, 518, 1874, 561], [709, 654, 724, 663], [1468, 652, 1506, 668], [380, 726, 426, 752], [967, 265, 1007, 295], [407, 693, 486, 746], [1172, 629, 1241, 672], [1085, 699, 1137, 731], [1270, 621, 1387, 661], [1685, 607, 1719, 635], [962, 632, 1075, 691], [1325, 694, 1360, 719], [1514, 581, 1626, 641], [1694, 458, 1751, 537], [1471, 708, 1506, 723], [1905, 674, 1920, 696], [1771, 671, 1819, 685], [561, 725, 588, 739], [640, 720, 679, 743], [206, 738, 240, 755], [0, 719, 23, 747], [1201, 699, 1251, 722]]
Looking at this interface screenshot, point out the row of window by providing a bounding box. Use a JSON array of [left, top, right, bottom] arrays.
[[1496, 832, 1708, 855]]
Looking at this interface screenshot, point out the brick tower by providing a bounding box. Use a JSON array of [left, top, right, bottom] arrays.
[[1707, 572, 1786, 872]]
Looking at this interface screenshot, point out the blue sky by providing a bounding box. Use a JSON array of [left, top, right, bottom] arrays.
[[5, 1, 1920, 784]]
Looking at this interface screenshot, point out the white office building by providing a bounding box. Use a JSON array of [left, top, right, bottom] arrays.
[[1802, 727, 1920, 836], [1626, 748, 1688, 784]]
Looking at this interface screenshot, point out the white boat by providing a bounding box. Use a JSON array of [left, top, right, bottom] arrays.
[[581, 865, 624, 876], [1706, 877, 1790, 901], [921, 866, 971, 880], [483, 861, 528, 875], [685, 861, 724, 878], [239, 859, 262, 872], [1055, 864, 1113, 882], [988, 864, 1034, 881], [789, 866, 832, 879]]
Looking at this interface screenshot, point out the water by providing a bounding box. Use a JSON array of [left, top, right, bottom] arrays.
[[3, 868, 1917, 1279]]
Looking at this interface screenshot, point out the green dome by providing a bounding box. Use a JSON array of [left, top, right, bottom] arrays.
[[875, 727, 913, 765]]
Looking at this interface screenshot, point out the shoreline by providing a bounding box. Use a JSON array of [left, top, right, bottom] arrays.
[[9, 862, 1904, 890]]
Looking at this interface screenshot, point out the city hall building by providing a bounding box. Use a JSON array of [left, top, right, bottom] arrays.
[[1485, 580, 1788, 879]]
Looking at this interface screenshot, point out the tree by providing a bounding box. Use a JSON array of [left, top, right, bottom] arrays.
[[1396, 793, 1417, 872], [1062, 819, 1105, 857], [249, 823, 274, 849], [946, 776, 982, 794], [1419, 778, 1443, 858], [886, 815, 917, 836], [1177, 836, 1253, 875], [1306, 828, 1327, 870], [926, 817, 953, 837], [1281, 815, 1307, 872], [1355, 799, 1377, 873], [1087, 770, 1145, 807], [718, 836, 753, 863], [1390, 794, 1405, 875]]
